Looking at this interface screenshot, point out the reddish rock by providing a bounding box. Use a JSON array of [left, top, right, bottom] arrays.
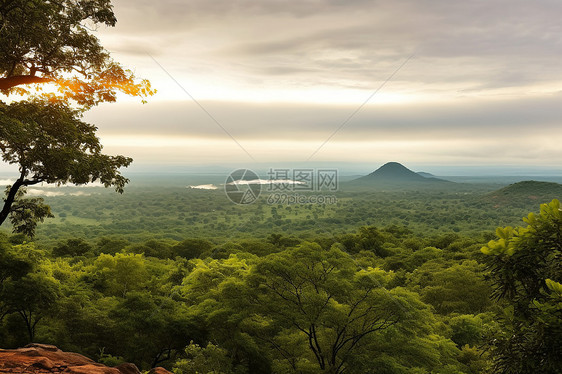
[[0, 344, 141, 374], [32, 357, 55, 370], [147, 368, 173, 374], [25, 344, 59, 352], [113, 363, 140, 374]]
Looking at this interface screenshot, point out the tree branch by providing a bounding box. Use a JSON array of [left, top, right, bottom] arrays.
[[0, 75, 53, 90]]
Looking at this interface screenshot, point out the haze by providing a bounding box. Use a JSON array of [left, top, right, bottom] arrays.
[[23, 1, 562, 174]]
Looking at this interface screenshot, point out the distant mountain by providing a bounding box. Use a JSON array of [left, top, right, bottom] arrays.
[[484, 180, 562, 206], [350, 162, 450, 187], [417, 172, 436, 178]]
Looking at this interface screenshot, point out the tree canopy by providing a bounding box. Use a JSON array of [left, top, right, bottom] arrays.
[[1, 0, 153, 237], [482, 199, 562, 373], [0, 99, 132, 236], [0, 0, 153, 107]]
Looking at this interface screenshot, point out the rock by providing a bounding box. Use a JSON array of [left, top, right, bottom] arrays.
[[24, 343, 60, 352], [114, 363, 141, 374], [147, 368, 173, 374], [32, 357, 55, 370], [0, 344, 142, 374], [62, 364, 124, 374]]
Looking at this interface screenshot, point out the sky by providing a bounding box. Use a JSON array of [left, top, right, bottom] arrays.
[[74, 0, 562, 174]]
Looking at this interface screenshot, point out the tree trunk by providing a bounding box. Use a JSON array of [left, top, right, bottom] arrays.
[[0, 178, 23, 227], [18, 310, 35, 342]]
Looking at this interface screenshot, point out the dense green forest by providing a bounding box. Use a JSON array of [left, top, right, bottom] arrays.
[[1, 189, 561, 373], [19, 179, 560, 246]]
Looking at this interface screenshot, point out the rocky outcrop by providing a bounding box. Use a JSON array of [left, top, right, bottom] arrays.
[[0, 344, 172, 374]]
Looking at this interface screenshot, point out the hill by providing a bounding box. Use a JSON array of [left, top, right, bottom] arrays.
[[349, 162, 451, 188], [417, 171, 436, 178], [484, 180, 562, 207]]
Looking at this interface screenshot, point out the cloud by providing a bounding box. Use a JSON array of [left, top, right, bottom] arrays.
[[86, 92, 562, 141], [66, 0, 562, 168], [101, 0, 562, 94]]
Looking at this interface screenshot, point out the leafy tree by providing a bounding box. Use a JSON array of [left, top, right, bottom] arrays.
[[0, 0, 153, 106], [3, 187, 53, 238], [1, 0, 153, 237], [96, 236, 130, 255], [53, 238, 92, 257], [109, 292, 201, 369], [408, 259, 492, 315], [0, 242, 59, 342], [0, 239, 33, 322], [0, 99, 132, 236], [457, 345, 489, 374], [181, 255, 271, 373], [4, 271, 60, 341], [91, 253, 148, 297], [247, 243, 427, 373], [142, 239, 174, 259], [448, 314, 485, 348], [482, 199, 562, 373], [266, 233, 300, 248], [354, 226, 388, 255], [173, 239, 214, 259], [174, 341, 234, 374]]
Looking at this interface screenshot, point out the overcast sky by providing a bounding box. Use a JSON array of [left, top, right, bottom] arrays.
[[78, 0, 562, 174]]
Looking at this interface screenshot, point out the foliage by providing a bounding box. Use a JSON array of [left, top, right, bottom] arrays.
[[0, 0, 153, 106], [173, 341, 234, 374], [53, 238, 92, 257], [1, 0, 155, 237], [408, 260, 492, 315], [0, 99, 132, 236], [0, 242, 59, 341], [247, 243, 411, 373], [482, 199, 562, 373], [24, 186, 546, 245], [2, 196, 555, 372]]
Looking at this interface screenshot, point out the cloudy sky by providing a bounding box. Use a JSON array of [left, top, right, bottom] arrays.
[[80, 0, 562, 174]]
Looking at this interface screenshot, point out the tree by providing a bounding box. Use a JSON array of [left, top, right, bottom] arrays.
[[0, 239, 33, 322], [180, 244, 466, 373], [53, 238, 92, 257], [408, 259, 492, 315], [0, 99, 133, 236], [482, 199, 562, 373], [173, 239, 214, 259], [91, 253, 148, 297], [4, 271, 60, 341], [3, 187, 53, 238], [1, 0, 153, 237], [181, 254, 272, 373], [0, 0, 153, 107], [109, 292, 201, 369], [0, 242, 59, 342], [247, 243, 426, 373], [174, 341, 234, 374]]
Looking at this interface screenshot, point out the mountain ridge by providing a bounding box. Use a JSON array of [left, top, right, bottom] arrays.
[[484, 180, 562, 206], [417, 171, 436, 178], [351, 162, 450, 185]]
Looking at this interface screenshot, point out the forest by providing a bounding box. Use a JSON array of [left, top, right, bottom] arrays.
[[1, 192, 561, 373], [24, 179, 562, 245]]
